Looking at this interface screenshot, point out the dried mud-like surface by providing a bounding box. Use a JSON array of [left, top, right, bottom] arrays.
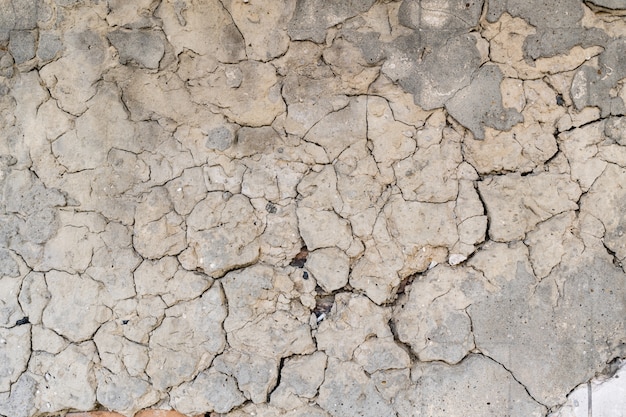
[[1, 1, 626, 417]]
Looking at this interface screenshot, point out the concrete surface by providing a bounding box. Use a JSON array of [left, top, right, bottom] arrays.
[[0, 0, 625, 416]]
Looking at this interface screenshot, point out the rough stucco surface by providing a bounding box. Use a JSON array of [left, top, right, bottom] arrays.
[[0, 1, 625, 416]]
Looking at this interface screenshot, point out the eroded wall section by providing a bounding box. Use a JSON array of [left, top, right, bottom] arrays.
[[1, 1, 626, 416]]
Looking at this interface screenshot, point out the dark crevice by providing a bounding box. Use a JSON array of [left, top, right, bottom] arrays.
[[601, 240, 623, 268], [266, 356, 285, 403], [289, 245, 309, 268], [387, 317, 419, 364], [559, 115, 605, 134]]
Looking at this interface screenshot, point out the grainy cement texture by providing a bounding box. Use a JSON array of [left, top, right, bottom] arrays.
[[0, 0, 626, 416]]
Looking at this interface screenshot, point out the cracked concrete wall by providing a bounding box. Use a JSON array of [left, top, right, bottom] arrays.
[[0, 0, 625, 416]]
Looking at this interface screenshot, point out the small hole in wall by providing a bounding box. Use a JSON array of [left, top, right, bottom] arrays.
[[289, 246, 309, 268], [556, 94, 565, 106], [313, 293, 335, 321]]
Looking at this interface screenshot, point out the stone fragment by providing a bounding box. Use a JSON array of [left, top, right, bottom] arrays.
[[395, 354, 546, 417], [134, 257, 213, 306], [31, 325, 67, 354], [0, 325, 31, 393], [446, 65, 523, 140], [334, 142, 385, 235], [270, 351, 327, 410], [306, 247, 350, 293], [119, 296, 166, 345], [133, 187, 187, 260], [258, 203, 303, 267], [317, 359, 395, 417], [297, 165, 342, 212], [2, 169, 65, 246], [393, 265, 489, 364], [204, 126, 235, 151], [605, 116, 626, 146], [558, 121, 608, 192], [183, 192, 263, 277], [94, 322, 150, 377], [95, 370, 157, 416], [86, 223, 142, 303], [170, 369, 245, 415], [66, 412, 125, 417], [581, 164, 626, 262], [240, 155, 287, 202], [525, 212, 582, 279], [9, 30, 36, 64], [213, 350, 279, 403], [146, 285, 227, 390], [366, 95, 416, 170], [0, 373, 37, 417], [156, 0, 245, 63], [370, 368, 411, 402], [280, 69, 350, 136], [232, 126, 281, 158], [303, 97, 366, 160], [0, 49, 14, 77], [478, 173, 581, 242], [349, 217, 405, 305], [296, 207, 353, 251], [37, 31, 62, 61], [108, 29, 166, 69], [316, 293, 391, 360], [222, 265, 315, 357], [394, 128, 462, 201], [384, 195, 459, 250], [165, 167, 207, 216], [203, 159, 246, 194], [353, 337, 410, 373], [42, 271, 110, 343], [29, 343, 97, 413]]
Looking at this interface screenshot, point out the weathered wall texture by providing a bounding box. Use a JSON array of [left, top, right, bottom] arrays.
[[1, 0, 626, 416]]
